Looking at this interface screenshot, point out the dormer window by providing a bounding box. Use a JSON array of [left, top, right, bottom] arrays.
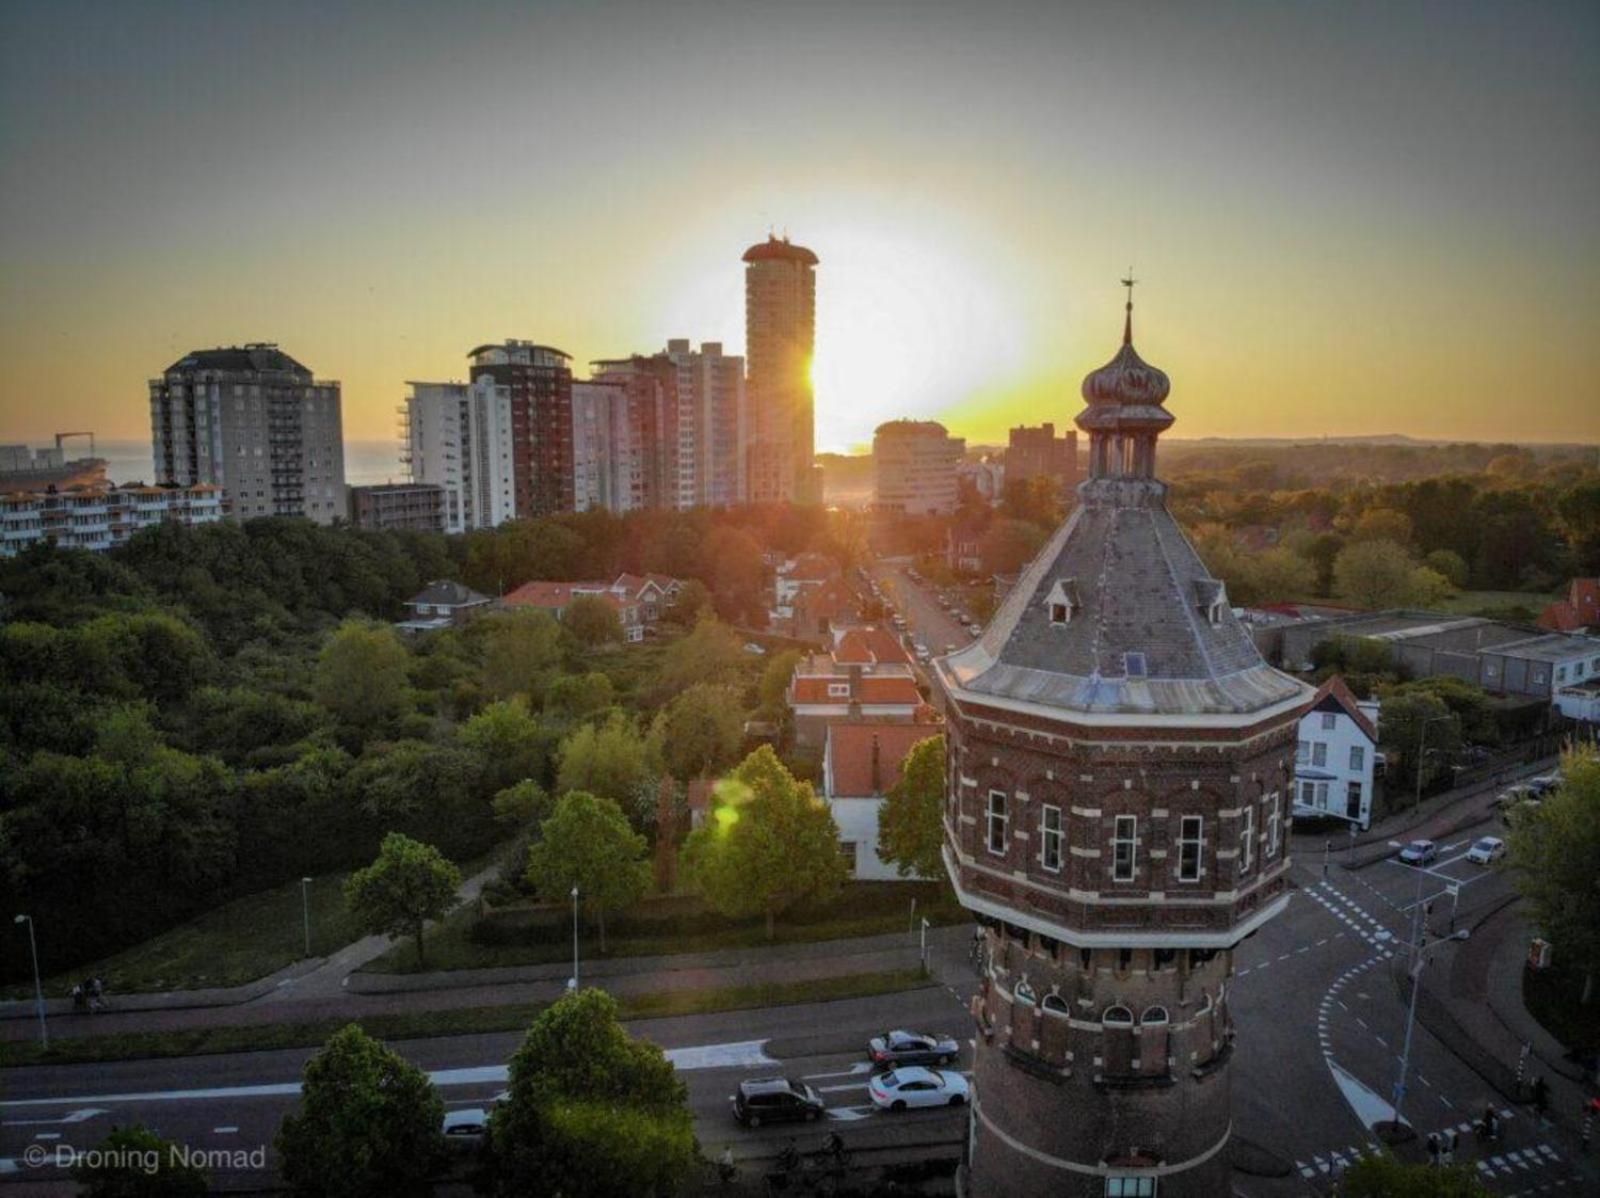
[[1046, 578, 1080, 626], [1194, 578, 1228, 626]]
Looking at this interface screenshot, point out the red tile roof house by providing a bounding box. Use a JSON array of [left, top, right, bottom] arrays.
[[771, 552, 843, 630], [500, 580, 645, 642], [1539, 578, 1600, 634], [830, 625, 914, 671], [787, 668, 924, 750], [823, 722, 945, 879], [611, 572, 683, 627]]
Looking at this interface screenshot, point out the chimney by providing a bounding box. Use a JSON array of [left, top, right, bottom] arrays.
[[871, 733, 882, 794]]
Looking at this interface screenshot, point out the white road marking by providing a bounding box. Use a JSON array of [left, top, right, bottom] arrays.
[[1, 1107, 107, 1127], [801, 1063, 877, 1080], [213, 1126, 238, 1134]]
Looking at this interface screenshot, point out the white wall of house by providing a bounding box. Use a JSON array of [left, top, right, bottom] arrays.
[[828, 796, 906, 881], [1292, 703, 1377, 828]]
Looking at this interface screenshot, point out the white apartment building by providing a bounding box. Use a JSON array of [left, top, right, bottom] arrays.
[[662, 339, 746, 508], [151, 344, 345, 524], [403, 378, 515, 533], [0, 483, 223, 558], [872, 420, 964, 516], [1293, 676, 1379, 828]]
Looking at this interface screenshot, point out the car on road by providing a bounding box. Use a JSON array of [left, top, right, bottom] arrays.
[[1398, 839, 1438, 866], [1528, 772, 1563, 796], [868, 1029, 961, 1068], [442, 1108, 489, 1149], [967, 622, 982, 636], [868, 1066, 969, 1111], [1492, 784, 1536, 810], [731, 1077, 825, 1127], [944, 643, 956, 654], [1466, 836, 1506, 865]]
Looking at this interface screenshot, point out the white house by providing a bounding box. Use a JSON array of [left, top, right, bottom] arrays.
[[1293, 676, 1378, 829], [822, 722, 944, 880]]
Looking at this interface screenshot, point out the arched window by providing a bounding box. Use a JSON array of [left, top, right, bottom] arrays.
[[1141, 1006, 1169, 1026], [1015, 980, 1037, 1005], [1102, 1005, 1134, 1027], [1042, 993, 1068, 1015]]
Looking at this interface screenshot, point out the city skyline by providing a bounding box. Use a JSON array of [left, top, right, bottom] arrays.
[[2, 0, 1597, 453]]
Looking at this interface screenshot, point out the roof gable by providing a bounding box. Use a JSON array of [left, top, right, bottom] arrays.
[[1307, 675, 1377, 740], [825, 723, 942, 797]]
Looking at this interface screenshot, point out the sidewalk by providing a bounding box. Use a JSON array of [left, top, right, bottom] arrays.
[[0, 926, 967, 1043], [0, 859, 504, 1023]]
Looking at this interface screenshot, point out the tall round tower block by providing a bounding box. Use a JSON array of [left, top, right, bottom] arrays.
[[933, 283, 1314, 1197]]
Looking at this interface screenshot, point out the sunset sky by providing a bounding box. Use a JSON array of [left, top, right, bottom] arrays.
[[2, 0, 1597, 454]]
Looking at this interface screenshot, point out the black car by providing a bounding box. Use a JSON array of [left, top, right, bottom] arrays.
[[731, 1077, 826, 1127]]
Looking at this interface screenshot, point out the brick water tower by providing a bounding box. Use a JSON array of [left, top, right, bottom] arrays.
[[934, 282, 1313, 1197]]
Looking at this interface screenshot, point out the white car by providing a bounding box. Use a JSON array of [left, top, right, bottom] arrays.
[[1466, 836, 1506, 865], [868, 1066, 969, 1111], [442, 1107, 489, 1148]]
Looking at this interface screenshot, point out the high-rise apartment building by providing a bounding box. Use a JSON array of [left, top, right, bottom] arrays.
[[661, 339, 746, 508], [466, 341, 574, 517], [403, 378, 516, 533], [872, 420, 964, 516], [347, 482, 446, 533], [1007, 422, 1078, 490], [572, 377, 649, 513], [150, 344, 345, 524], [743, 235, 818, 505]]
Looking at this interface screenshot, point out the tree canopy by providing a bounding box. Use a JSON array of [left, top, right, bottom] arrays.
[[343, 833, 462, 967], [877, 734, 946, 879], [276, 1024, 445, 1198], [525, 791, 651, 951], [680, 744, 847, 937]]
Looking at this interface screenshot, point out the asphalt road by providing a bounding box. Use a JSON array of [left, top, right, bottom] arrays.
[[1, 987, 969, 1190]]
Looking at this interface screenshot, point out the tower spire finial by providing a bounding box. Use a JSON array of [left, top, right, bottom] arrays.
[[1120, 269, 1137, 345]]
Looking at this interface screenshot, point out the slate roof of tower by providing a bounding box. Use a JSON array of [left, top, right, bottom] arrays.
[[166, 345, 312, 378]]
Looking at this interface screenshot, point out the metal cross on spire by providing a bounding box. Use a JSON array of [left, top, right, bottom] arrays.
[[1120, 269, 1137, 344]]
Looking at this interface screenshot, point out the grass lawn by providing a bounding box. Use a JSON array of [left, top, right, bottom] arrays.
[[0, 967, 933, 1068], [3, 869, 366, 1000], [1435, 590, 1560, 617], [367, 880, 966, 974], [1523, 962, 1600, 1054]]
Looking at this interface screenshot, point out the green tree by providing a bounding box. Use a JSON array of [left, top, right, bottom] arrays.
[[459, 698, 548, 792], [1337, 1153, 1489, 1196], [680, 744, 847, 938], [980, 518, 1049, 576], [1351, 507, 1413, 544], [1506, 748, 1600, 1003], [71, 1124, 209, 1197], [1424, 549, 1470, 589], [1240, 546, 1317, 605], [878, 734, 946, 879], [1408, 565, 1455, 608], [757, 649, 802, 716], [653, 684, 743, 780], [344, 833, 462, 967], [526, 791, 650, 950], [556, 713, 656, 804], [1334, 539, 1419, 609], [662, 578, 712, 628], [562, 594, 623, 648], [492, 778, 550, 832], [488, 989, 693, 1197], [276, 1024, 445, 1198], [480, 609, 564, 702], [544, 671, 616, 721], [1377, 692, 1461, 804], [314, 621, 411, 740], [656, 616, 748, 697]]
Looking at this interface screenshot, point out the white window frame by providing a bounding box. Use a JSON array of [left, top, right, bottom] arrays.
[[1112, 815, 1138, 882], [1177, 815, 1204, 883], [827, 682, 850, 698], [1239, 804, 1255, 873], [1312, 742, 1327, 767], [1349, 745, 1365, 771], [986, 790, 1008, 856], [1321, 712, 1337, 730], [1265, 793, 1281, 859], [1040, 805, 1063, 873]]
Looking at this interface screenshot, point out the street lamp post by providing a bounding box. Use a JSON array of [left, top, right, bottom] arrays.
[[14, 914, 47, 1050], [301, 877, 313, 958], [571, 885, 580, 992], [1391, 928, 1470, 1132]]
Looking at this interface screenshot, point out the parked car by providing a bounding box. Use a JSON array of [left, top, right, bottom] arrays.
[[868, 1029, 961, 1068], [1528, 772, 1563, 796], [731, 1077, 825, 1127], [1492, 784, 1536, 811], [1466, 836, 1506, 865], [442, 1108, 489, 1149], [944, 643, 957, 654], [968, 622, 983, 636], [868, 1067, 969, 1111], [1397, 839, 1437, 866]]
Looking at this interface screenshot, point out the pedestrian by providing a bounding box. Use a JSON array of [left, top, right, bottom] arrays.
[[87, 976, 104, 1012], [1444, 1128, 1458, 1164], [71, 983, 86, 1013], [717, 1145, 736, 1186], [1426, 1131, 1440, 1167], [1533, 1075, 1550, 1126]]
